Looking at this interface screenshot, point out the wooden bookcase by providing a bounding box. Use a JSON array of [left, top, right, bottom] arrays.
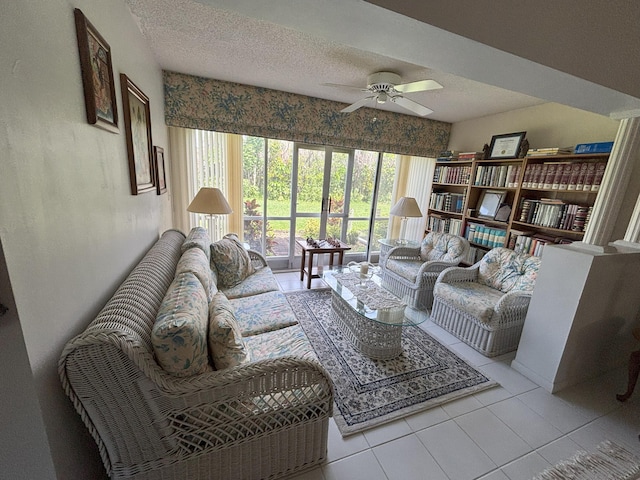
[[426, 153, 609, 260]]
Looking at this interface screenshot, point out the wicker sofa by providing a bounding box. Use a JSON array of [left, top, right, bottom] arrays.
[[380, 232, 470, 310], [431, 247, 541, 357], [59, 228, 333, 480]]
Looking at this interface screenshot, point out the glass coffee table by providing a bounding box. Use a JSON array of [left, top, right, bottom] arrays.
[[323, 266, 425, 360]]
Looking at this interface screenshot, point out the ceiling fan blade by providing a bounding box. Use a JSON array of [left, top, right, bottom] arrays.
[[394, 79, 443, 93], [322, 82, 368, 92], [340, 96, 375, 113], [391, 96, 433, 116]]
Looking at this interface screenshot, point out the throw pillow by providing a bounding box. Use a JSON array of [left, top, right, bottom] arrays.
[[175, 247, 216, 300], [152, 272, 212, 377], [208, 292, 251, 369], [210, 234, 255, 288]]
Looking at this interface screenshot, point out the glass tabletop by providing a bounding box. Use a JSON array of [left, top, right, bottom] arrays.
[[323, 266, 425, 326]]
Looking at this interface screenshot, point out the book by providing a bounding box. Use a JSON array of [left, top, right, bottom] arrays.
[[567, 163, 582, 190], [582, 162, 596, 191], [551, 162, 568, 189], [575, 162, 589, 191], [527, 147, 573, 156], [558, 163, 572, 190], [591, 162, 606, 191], [574, 142, 613, 154], [543, 163, 556, 189]]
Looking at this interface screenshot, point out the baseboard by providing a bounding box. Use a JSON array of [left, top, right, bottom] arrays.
[[510, 359, 557, 392]]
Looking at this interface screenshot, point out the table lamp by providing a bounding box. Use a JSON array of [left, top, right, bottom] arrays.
[[187, 187, 232, 241], [390, 196, 423, 244]]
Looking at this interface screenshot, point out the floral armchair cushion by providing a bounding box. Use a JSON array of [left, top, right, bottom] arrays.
[[210, 234, 255, 288], [152, 272, 212, 377], [208, 292, 251, 369], [477, 247, 540, 293], [420, 232, 467, 263]]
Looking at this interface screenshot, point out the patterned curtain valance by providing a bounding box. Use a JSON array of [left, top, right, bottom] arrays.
[[163, 71, 450, 157]]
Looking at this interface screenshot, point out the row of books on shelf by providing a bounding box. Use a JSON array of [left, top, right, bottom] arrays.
[[474, 164, 521, 188], [433, 164, 472, 184], [518, 199, 593, 232], [429, 192, 465, 213], [522, 162, 605, 191], [426, 215, 463, 236], [465, 223, 507, 248], [508, 230, 573, 257], [524, 142, 613, 156], [436, 151, 485, 161]]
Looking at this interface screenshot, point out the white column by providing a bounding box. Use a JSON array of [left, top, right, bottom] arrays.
[[582, 117, 640, 246], [623, 189, 640, 243]]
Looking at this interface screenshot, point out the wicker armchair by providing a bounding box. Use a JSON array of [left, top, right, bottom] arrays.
[[431, 247, 541, 357], [380, 232, 469, 310], [59, 230, 333, 480]]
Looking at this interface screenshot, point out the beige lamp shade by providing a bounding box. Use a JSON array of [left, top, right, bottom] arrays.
[[187, 187, 232, 215], [390, 197, 423, 218]]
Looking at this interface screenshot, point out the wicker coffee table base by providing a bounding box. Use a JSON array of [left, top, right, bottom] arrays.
[[330, 293, 403, 360]]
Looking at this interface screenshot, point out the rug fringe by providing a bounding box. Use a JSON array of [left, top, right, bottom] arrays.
[[532, 440, 640, 480]]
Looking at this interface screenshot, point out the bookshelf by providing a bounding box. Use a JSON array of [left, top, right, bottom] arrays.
[[426, 153, 609, 261], [427, 160, 472, 237]]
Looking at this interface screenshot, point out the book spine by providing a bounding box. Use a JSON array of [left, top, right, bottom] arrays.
[[551, 163, 564, 190], [591, 162, 606, 191], [559, 163, 572, 190], [582, 162, 596, 191], [543, 163, 556, 189], [576, 162, 589, 191], [567, 163, 581, 190]]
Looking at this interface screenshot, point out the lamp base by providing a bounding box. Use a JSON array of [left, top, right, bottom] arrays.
[[397, 217, 409, 244]]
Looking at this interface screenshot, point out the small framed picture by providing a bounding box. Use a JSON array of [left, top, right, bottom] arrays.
[[488, 132, 527, 159], [121, 73, 155, 195], [477, 190, 506, 219], [154, 146, 167, 195], [74, 9, 118, 132]]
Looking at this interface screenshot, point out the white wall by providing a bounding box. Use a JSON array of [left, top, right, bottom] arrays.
[[0, 1, 172, 477]]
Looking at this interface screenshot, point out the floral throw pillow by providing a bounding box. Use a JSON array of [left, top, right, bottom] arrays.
[[208, 292, 251, 369], [210, 234, 255, 288]]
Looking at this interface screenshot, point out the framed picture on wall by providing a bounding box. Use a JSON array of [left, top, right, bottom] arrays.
[[74, 9, 118, 132], [121, 73, 155, 195], [154, 146, 167, 195]]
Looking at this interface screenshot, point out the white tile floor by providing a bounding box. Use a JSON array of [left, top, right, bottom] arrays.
[[274, 271, 640, 480]]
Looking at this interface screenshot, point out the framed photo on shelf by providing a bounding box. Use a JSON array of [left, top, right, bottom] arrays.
[[74, 9, 118, 132], [477, 190, 506, 219], [488, 131, 526, 159], [121, 73, 155, 195], [154, 146, 167, 195]]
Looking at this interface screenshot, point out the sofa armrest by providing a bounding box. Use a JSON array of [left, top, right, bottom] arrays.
[[494, 291, 533, 325], [247, 249, 268, 269], [152, 357, 333, 452], [436, 264, 480, 284]]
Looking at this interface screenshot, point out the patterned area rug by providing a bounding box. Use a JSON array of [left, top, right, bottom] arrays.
[[285, 289, 498, 436], [532, 440, 640, 480]]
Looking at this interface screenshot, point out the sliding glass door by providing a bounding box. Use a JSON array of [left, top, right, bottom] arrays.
[[242, 136, 396, 270]]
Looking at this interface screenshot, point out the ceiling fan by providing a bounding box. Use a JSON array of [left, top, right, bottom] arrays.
[[325, 71, 443, 117]]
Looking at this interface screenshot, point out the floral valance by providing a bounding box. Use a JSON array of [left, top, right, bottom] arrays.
[[163, 71, 450, 157]]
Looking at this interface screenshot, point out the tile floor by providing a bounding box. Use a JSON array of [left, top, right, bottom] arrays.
[[274, 271, 640, 480]]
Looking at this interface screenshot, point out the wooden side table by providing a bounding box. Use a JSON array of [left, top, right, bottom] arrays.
[[296, 238, 351, 289]]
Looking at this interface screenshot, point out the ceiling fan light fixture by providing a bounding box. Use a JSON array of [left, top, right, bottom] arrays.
[[377, 92, 388, 104]]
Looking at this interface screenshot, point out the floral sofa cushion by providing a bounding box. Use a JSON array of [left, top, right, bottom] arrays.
[[433, 281, 504, 324], [220, 266, 280, 299], [386, 259, 425, 283], [420, 232, 467, 263], [243, 325, 316, 361], [210, 234, 255, 288], [176, 247, 216, 301], [208, 292, 251, 369], [478, 247, 540, 293], [181, 226, 211, 261], [230, 291, 299, 337], [152, 272, 212, 377]]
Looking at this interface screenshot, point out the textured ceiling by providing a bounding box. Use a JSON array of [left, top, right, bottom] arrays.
[[124, 0, 548, 123]]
